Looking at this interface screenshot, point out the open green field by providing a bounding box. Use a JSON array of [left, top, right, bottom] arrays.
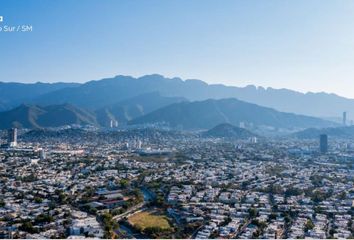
[[134, 155, 169, 163], [128, 210, 171, 231]]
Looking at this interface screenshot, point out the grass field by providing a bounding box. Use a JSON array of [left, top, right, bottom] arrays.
[[128, 210, 171, 231]]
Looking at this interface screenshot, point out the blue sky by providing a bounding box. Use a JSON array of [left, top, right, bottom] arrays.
[[1, 0, 354, 98]]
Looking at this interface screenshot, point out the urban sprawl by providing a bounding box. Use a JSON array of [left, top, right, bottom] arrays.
[[1, 126, 354, 239]]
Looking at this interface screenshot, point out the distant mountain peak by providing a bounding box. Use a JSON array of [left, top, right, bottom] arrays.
[[0, 104, 97, 129], [203, 123, 256, 139], [129, 97, 337, 130]]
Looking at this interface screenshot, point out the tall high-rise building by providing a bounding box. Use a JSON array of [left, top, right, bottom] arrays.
[[110, 119, 118, 128], [137, 140, 142, 149], [250, 137, 257, 144], [343, 112, 347, 126], [7, 128, 17, 147], [40, 149, 46, 160], [320, 134, 328, 154]]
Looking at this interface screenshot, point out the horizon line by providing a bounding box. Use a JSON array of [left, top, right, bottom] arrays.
[[0, 73, 351, 100]]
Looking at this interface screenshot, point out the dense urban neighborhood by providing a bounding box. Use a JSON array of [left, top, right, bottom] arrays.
[[1, 126, 354, 239]]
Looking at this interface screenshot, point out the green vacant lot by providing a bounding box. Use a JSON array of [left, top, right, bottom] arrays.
[[128, 210, 171, 231]]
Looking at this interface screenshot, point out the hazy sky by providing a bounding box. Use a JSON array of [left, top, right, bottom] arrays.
[[1, 0, 354, 98]]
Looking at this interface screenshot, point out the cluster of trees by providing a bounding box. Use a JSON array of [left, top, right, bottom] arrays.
[[120, 189, 144, 210], [79, 186, 96, 204], [248, 208, 258, 218], [84, 205, 98, 215], [142, 226, 174, 238], [110, 207, 125, 216], [251, 219, 268, 238], [19, 220, 39, 234], [100, 212, 119, 239], [17, 212, 54, 234], [16, 173, 38, 182], [262, 184, 283, 194], [309, 190, 331, 203], [147, 180, 162, 189], [282, 209, 298, 225], [0, 199, 5, 207], [284, 187, 303, 197], [263, 185, 303, 197], [264, 165, 286, 177], [34, 213, 54, 224], [310, 175, 324, 187], [150, 193, 165, 208], [338, 191, 347, 200], [251, 219, 267, 229]]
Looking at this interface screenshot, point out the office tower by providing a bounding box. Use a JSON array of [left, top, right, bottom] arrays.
[[40, 149, 46, 160], [343, 112, 347, 126], [320, 134, 328, 154], [110, 119, 118, 128], [137, 140, 142, 149], [7, 128, 17, 147]]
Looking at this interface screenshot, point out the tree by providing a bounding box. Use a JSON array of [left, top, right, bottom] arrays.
[[258, 221, 267, 230], [252, 230, 260, 238], [144, 226, 170, 238], [19, 221, 38, 234], [311, 190, 326, 203], [338, 191, 347, 200], [248, 208, 258, 218], [132, 188, 144, 203], [285, 187, 303, 197], [35, 213, 54, 224], [111, 208, 124, 216], [119, 179, 129, 188], [34, 196, 43, 204], [269, 212, 277, 220], [100, 212, 119, 239], [305, 219, 314, 232]]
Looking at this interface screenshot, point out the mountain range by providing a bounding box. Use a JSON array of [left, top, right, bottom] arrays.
[[202, 123, 256, 139], [1, 74, 354, 118], [0, 97, 336, 131], [129, 98, 336, 130], [0, 104, 97, 129], [0, 92, 186, 129], [94, 92, 186, 127], [293, 126, 354, 139], [0, 82, 79, 111]]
